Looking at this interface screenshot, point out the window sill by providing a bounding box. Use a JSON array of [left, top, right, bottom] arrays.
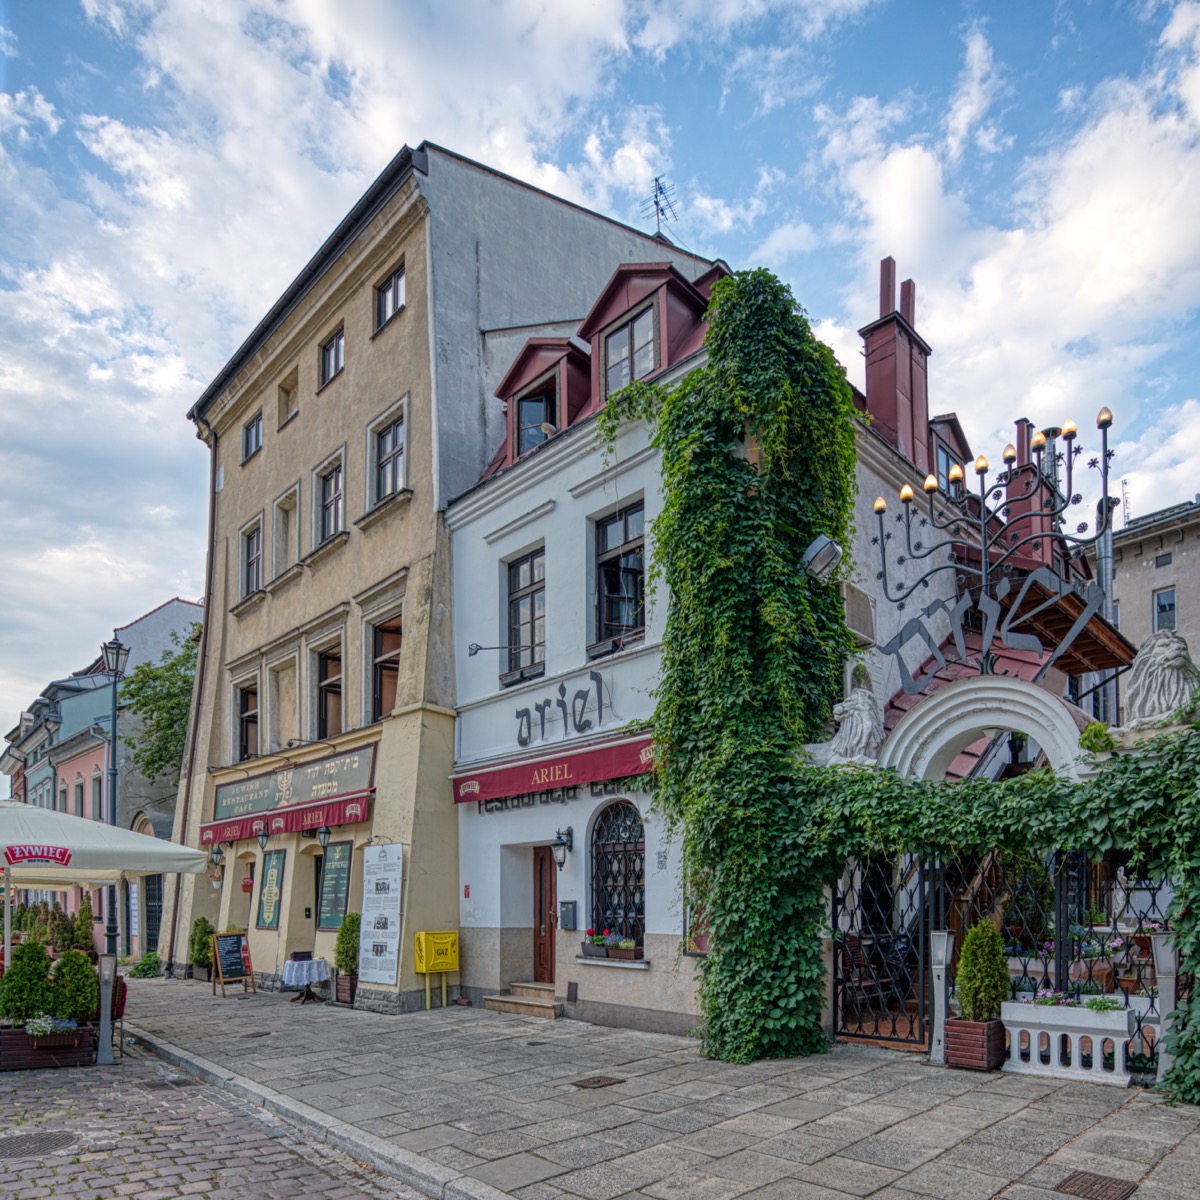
[[316, 369, 344, 397], [277, 409, 299, 433], [229, 590, 267, 619], [241, 446, 261, 466], [499, 662, 545, 688], [265, 563, 304, 595], [573, 956, 651, 970], [304, 530, 350, 568], [586, 632, 645, 660], [370, 306, 406, 340], [354, 488, 413, 532]]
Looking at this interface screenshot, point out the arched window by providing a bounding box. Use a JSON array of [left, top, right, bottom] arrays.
[[590, 800, 646, 946]]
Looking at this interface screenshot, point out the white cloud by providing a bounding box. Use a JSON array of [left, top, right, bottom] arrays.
[[0, 26, 18, 57], [944, 26, 1006, 164], [0, 87, 62, 139]]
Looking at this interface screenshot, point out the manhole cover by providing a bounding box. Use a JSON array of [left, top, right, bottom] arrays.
[[0, 1132, 77, 1159], [573, 1075, 625, 1089], [1055, 1171, 1138, 1200], [241, 1031, 271, 1038]]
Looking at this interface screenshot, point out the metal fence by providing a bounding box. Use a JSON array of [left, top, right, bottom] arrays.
[[832, 850, 1186, 1081]]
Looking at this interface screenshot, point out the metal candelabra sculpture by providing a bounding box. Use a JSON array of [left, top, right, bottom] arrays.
[[873, 408, 1117, 694]]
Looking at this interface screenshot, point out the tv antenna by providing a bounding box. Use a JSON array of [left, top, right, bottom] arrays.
[[640, 176, 679, 235], [1120, 478, 1132, 527]]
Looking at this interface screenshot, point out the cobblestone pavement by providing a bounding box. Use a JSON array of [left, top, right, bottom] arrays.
[[127, 979, 1200, 1200], [0, 1048, 425, 1200]]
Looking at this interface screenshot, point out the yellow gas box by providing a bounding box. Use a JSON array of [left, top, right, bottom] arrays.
[[414, 931, 459, 1009]]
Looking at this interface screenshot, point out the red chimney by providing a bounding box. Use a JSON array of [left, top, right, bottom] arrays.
[[859, 258, 932, 476]]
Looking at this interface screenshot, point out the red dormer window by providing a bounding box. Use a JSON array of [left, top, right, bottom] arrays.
[[604, 307, 656, 397], [515, 382, 556, 456]]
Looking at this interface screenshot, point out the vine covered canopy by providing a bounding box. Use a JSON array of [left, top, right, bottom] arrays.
[[602, 267, 1200, 1104]]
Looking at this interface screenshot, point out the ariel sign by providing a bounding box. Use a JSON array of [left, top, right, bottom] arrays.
[[4, 845, 72, 867]]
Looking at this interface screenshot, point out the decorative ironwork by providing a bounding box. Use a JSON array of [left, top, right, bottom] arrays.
[[590, 800, 646, 945], [873, 412, 1118, 693]]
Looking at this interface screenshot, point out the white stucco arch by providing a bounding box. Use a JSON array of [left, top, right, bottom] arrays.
[[878, 674, 1092, 782]]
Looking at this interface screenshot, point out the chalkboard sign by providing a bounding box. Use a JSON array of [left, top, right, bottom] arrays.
[[211, 933, 257, 998], [318, 841, 352, 931]]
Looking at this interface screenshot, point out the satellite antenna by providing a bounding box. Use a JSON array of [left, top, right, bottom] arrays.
[[1120, 478, 1132, 528], [640, 176, 679, 235]]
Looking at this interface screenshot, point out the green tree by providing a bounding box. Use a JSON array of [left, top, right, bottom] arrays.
[[73, 894, 94, 951], [51, 949, 99, 1021], [119, 622, 201, 783]]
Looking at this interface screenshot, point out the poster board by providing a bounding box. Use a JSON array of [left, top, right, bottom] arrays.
[[212, 932, 257, 998], [358, 844, 403, 985], [317, 841, 352, 930], [256, 849, 286, 929]]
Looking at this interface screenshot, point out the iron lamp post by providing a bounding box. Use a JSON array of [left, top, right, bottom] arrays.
[[101, 634, 130, 957]]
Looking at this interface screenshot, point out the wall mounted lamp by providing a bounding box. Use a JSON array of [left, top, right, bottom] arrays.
[[316, 825, 332, 850], [551, 827, 573, 870], [801, 535, 843, 583], [257, 830, 269, 853], [210, 844, 224, 867]]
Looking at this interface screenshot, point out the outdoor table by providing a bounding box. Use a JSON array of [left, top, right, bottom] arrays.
[[282, 957, 330, 1004]]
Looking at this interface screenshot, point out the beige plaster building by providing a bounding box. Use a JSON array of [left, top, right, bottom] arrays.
[[1101, 495, 1200, 693], [161, 143, 715, 1011]]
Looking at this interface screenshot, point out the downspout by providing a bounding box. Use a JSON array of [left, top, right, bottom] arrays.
[[165, 411, 218, 976]]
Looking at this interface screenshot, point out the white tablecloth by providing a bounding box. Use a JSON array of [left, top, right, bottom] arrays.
[[282, 958, 330, 987]]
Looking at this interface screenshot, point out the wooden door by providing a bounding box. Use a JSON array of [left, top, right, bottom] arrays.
[[533, 845, 556, 983]]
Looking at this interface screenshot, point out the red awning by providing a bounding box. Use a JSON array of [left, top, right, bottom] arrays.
[[199, 792, 372, 845], [453, 736, 653, 803]]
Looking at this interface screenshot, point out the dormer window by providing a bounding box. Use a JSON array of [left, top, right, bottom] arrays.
[[605, 307, 656, 397], [515, 380, 557, 457]]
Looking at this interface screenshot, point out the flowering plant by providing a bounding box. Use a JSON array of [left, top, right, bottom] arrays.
[[26, 1014, 78, 1037], [242, 875, 254, 888], [585, 927, 609, 946], [1019, 989, 1079, 1007]]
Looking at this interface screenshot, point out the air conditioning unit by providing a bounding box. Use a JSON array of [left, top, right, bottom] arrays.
[[840, 582, 877, 646]]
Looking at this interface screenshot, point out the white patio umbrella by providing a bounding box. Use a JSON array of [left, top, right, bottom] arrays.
[[0, 798, 208, 964]]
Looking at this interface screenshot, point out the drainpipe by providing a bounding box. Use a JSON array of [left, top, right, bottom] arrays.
[[165, 412, 218, 977]]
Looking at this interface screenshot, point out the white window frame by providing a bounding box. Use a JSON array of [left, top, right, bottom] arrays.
[[1153, 587, 1176, 633], [319, 326, 345, 388], [242, 410, 263, 461], [312, 447, 346, 546], [365, 396, 408, 510], [307, 633, 346, 741], [233, 672, 261, 763], [239, 514, 264, 598], [374, 263, 406, 331]]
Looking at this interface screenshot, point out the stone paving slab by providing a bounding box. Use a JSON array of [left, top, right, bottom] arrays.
[[125, 977, 1200, 1199]]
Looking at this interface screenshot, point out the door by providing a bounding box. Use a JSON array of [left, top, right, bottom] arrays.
[[533, 845, 556, 983]]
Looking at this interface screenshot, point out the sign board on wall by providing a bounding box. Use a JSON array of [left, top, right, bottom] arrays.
[[213, 747, 376, 820], [318, 841, 352, 930], [128, 881, 139, 938], [358, 844, 403, 985]]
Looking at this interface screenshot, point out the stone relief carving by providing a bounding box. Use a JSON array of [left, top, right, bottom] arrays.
[[806, 688, 885, 767]]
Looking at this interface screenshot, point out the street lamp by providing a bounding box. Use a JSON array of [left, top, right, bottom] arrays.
[[315, 826, 332, 850], [101, 634, 130, 956], [257, 829, 269, 853], [551, 827, 573, 870]]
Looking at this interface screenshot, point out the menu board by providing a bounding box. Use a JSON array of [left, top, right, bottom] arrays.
[[256, 850, 285, 929], [358, 844, 403, 985], [214, 746, 375, 820], [212, 932, 256, 997], [318, 841, 352, 930]]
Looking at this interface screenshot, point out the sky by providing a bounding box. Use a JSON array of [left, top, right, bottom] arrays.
[[2, 0, 1200, 741]]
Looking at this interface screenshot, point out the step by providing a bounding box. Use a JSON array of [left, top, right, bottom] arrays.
[[509, 981, 556, 999], [483, 993, 561, 1019]]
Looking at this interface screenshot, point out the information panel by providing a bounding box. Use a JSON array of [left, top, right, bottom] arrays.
[[358, 844, 403, 985], [214, 746, 375, 820], [256, 850, 286, 930], [318, 841, 352, 931]]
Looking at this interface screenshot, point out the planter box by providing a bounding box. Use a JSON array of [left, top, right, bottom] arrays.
[[580, 943, 608, 958], [606, 947, 643, 961], [0, 1025, 96, 1070], [945, 1019, 1006, 1071], [1001, 1000, 1134, 1086], [336, 973, 358, 1005]]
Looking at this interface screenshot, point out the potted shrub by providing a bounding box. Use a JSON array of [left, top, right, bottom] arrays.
[[189, 916, 216, 981], [52, 949, 99, 1024], [581, 928, 609, 958], [0, 941, 97, 1069], [335, 912, 360, 1004], [945, 920, 1009, 1071]]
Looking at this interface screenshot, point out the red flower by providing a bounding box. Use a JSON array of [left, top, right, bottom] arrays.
[[585, 928, 595, 937], [603, 929, 610, 936]]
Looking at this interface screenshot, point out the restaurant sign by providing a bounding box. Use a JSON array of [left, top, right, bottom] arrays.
[[214, 746, 376, 820], [453, 736, 652, 804]]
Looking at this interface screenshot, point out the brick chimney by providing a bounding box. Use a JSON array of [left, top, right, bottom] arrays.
[[859, 257, 932, 476]]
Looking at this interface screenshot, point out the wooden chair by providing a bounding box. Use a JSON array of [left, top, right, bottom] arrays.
[[839, 933, 897, 1014]]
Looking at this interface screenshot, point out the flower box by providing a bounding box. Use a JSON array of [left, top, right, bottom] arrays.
[[0, 1025, 96, 1070], [945, 1019, 1006, 1071], [1001, 1000, 1134, 1086], [606, 947, 643, 961], [580, 942, 608, 958]]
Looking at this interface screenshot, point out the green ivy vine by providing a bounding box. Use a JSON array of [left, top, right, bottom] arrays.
[[599, 267, 1200, 1102]]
